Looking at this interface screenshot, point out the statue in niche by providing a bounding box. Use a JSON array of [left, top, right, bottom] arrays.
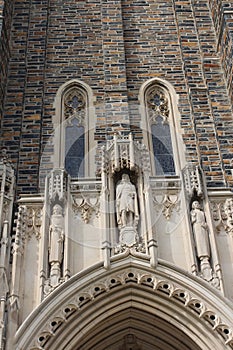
[[191, 200, 212, 281], [116, 174, 139, 229], [116, 174, 139, 247], [48, 204, 65, 287]]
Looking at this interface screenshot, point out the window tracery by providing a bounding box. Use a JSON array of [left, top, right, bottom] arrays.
[[145, 86, 176, 176], [63, 87, 86, 177], [53, 80, 95, 178]]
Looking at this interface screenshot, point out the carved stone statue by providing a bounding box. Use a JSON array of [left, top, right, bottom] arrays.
[[116, 174, 139, 247], [191, 200, 212, 280], [116, 174, 139, 230], [49, 204, 64, 286]]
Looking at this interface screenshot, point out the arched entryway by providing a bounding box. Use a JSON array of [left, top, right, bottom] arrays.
[[74, 307, 202, 350], [15, 256, 233, 350]]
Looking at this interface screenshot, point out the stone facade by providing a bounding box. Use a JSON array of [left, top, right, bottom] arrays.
[[0, 0, 233, 349]]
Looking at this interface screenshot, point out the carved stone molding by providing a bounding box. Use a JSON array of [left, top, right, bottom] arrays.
[[48, 169, 68, 202], [102, 133, 150, 174], [64, 87, 86, 123], [29, 267, 233, 350], [150, 178, 181, 220], [73, 196, 99, 223], [153, 194, 180, 220], [71, 179, 101, 224], [210, 197, 233, 235], [183, 164, 203, 198], [146, 87, 169, 123], [24, 207, 42, 240], [15, 205, 43, 242], [224, 198, 233, 235], [114, 241, 146, 255], [211, 201, 227, 232]]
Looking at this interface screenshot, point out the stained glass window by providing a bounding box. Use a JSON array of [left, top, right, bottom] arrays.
[[151, 118, 175, 175], [65, 120, 84, 177], [146, 87, 176, 176], [63, 88, 86, 177]]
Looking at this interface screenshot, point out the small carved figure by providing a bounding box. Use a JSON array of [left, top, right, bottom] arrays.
[[49, 204, 64, 286], [191, 200, 212, 280], [116, 174, 139, 229], [224, 198, 233, 234], [191, 201, 210, 258]]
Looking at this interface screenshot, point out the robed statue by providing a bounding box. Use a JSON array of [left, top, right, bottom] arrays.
[[116, 174, 139, 230]]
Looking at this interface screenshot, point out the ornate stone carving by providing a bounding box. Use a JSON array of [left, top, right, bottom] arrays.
[[71, 179, 101, 224], [153, 194, 180, 220], [210, 198, 233, 235], [48, 169, 68, 202], [24, 207, 42, 240], [15, 205, 42, 242], [146, 88, 169, 123], [31, 268, 233, 350], [183, 164, 203, 198], [211, 201, 226, 232], [224, 198, 233, 235], [103, 133, 150, 174], [64, 87, 86, 124], [73, 196, 99, 223], [13, 205, 27, 248]]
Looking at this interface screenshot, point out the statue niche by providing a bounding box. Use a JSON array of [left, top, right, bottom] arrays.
[[191, 200, 212, 281], [116, 173, 139, 247], [48, 203, 65, 287]]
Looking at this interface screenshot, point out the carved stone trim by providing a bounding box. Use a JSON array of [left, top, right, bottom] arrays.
[[146, 88, 169, 123], [48, 169, 68, 202], [71, 179, 101, 224], [210, 197, 233, 235], [153, 194, 180, 220], [15, 205, 43, 242], [224, 198, 233, 235], [64, 87, 86, 124], [183, 164, 203, 198], [102, 133, 150, 174], [73, 196, 100, 223], [30, 267, 233, 350], [211, 201, 227, 232], [24, 207, 42, 240]]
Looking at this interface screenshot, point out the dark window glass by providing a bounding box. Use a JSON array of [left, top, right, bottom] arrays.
[[151, 117, 175, 175], [65, 120, 84, 177]]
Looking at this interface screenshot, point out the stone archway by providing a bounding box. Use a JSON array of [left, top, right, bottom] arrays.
[[15, 256, 233, 350], [74, 307, 202, 350]]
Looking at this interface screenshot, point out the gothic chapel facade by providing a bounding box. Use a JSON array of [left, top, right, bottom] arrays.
[[1, 0, 233, 349]]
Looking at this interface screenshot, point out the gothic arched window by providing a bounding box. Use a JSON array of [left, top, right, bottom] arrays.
[[147, 88, 175, 175], [53, 80, 96, 178], [139, 78, 183, 176], [64, 88, 86, 177]]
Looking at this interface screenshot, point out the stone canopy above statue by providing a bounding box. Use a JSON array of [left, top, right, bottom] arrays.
[[101, 133, 150, 175]]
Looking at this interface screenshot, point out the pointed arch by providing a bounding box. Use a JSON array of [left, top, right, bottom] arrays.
[[15, 257, 233, 350], [139, 77, 185, 176], [52, 79, 96, 177]]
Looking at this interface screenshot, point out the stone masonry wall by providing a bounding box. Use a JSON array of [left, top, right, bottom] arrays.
[[209, 0, 233, 105], [0, 0, 233, 194], [122, 0, 233, 187], [0, 0, 13, 137]]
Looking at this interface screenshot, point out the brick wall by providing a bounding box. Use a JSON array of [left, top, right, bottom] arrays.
[[0, 0, 13, 139], [0, 0, 233, 194], [209, 0, 233, 105]]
